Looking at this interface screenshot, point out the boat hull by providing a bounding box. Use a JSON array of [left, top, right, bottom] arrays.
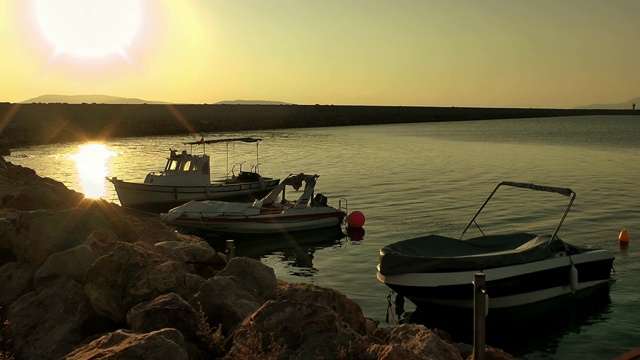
[[109, 178, 280, 213], [165, 210, 346, 234], [377, 249, 614, 309]]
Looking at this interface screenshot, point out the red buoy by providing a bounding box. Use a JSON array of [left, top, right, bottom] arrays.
[[619, 228, 630, 244], [347, 211, 365, 228]]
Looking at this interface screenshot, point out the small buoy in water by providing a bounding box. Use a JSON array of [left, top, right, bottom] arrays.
[[347, 211, 365, 228], [619, 228, 630, 244]]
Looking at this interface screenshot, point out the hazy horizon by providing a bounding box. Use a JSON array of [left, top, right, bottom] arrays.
[[2, 1, 640, 109], [11, 93, 640, 109]]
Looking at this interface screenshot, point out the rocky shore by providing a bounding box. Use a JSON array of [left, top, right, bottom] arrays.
[[1, 102, 637, 151], [0, 157, 516, 359]]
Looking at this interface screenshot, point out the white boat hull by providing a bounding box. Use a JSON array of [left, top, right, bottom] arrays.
[[109, 177, 280, 213], [377, 249, 613, 309], [163, 208, 346, 234]]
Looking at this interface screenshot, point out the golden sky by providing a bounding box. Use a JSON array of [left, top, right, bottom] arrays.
[[1, 0, 639, 108]]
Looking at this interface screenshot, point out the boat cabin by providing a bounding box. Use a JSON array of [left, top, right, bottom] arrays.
[[144, 150, 211, 186]]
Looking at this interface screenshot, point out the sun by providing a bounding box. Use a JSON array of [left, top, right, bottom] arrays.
[[69, 143, 117, 199], [35, 0, 142, 58]]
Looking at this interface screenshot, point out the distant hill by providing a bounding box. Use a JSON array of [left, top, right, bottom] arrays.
[[21, 94, 167, 104], [214, 100, 293, 105], [20, 95, 293, 105], [577, 97, 640, 110]]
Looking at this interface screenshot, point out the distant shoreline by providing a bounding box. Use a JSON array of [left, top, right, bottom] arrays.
[[0, 103, 637, 151]]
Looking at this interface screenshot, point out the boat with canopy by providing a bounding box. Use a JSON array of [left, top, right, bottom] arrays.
[[108, 137, 280, 213]]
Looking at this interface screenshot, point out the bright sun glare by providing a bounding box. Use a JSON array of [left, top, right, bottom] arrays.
[[35, 0, 142, 58], [70, 143, 117, 199]]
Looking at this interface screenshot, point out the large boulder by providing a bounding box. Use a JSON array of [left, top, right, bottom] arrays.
[[370, 324, 463, 360], [83, 241, 194, 324], [155, 235, 227, 277], [0, 261, 35, 307], [33, 243, 95, 287], [7, 277, 109, 360], [366, 344, 425, 360], [3, 183, 83, 210], [65, 328, 189, 360], [227, 299, 367, 360], [127, 293, 200, 341], [32, 224, 208, 290], [6, 200, 122, 267], [276, 281, 368, 336], [132, 218, 180, 245], [0, 158, 83, 211], [194, 275, 265, 334], [0, 209, 21, 264], [217, 257, 277, 299], [155, 236, 219, 264]]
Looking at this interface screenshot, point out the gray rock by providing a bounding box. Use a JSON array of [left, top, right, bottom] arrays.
[[276, 281, 368, 336], [7, 277, 101, 360], [65, 328, 189, 360], [34, 244, 94, 287], [6, 201, 123, 267], [155, 236, 225, 277], [227, 299, 364, 360], [127, 293, 200, 341], [0, 261, 35, 307], [83, 242, 193, 324], [218, 257, 277, 300], [195, 275, 264, 333], [383, 324, 463, 360]]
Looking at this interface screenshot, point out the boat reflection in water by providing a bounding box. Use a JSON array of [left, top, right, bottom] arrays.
[[396, 282, 613, 358], [199, 226, 347, 276]]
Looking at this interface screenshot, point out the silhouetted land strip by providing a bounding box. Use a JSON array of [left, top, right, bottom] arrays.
[[0, 103, 637, 150]]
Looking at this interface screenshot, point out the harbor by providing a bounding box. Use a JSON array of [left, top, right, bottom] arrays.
[[6, 116, 639, 358]]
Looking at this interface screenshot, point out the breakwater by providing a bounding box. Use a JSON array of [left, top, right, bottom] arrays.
[[0, 102, 636, 150]]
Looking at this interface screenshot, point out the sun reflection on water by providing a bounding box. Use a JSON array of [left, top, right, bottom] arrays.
[[69, 143, 117, 198]]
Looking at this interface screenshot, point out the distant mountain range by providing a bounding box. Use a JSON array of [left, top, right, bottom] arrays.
[[20, 94, 292, 105], [21, 94, 167, 104], [19, 94, 638, 109], [214, 100, 293, 105], [576, 97, 640, 110]]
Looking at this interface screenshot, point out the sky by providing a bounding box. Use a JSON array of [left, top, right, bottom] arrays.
[[1, 0, 640, 108]]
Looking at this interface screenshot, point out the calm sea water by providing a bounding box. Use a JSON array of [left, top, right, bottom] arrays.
[[8, 115, 640, 359]]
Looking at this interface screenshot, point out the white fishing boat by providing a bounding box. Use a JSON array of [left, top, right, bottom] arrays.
[[377, 181, 615, 310], [107, 137, 280, 213], [160, 173, 347, 234]]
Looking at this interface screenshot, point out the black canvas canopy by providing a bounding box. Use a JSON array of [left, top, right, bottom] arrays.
[[183, 137, 262, 145], [500, 181, 573, 197], [378, 233, 569, 276]]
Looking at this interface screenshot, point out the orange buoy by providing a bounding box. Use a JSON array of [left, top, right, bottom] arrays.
[[619, 227, 630, 243], [347, 211, 365, 228]]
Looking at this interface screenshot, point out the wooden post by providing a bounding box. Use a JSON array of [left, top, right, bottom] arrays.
[[473, 272, 486, 360], [226, 240, 235, 261]]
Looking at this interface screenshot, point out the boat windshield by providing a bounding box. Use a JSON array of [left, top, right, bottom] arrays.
[[182, 160, 192, 171], [166, 159, 180, 171]]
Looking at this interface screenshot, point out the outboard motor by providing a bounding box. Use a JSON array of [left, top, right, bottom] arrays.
[[312, 193, 328, 207]]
